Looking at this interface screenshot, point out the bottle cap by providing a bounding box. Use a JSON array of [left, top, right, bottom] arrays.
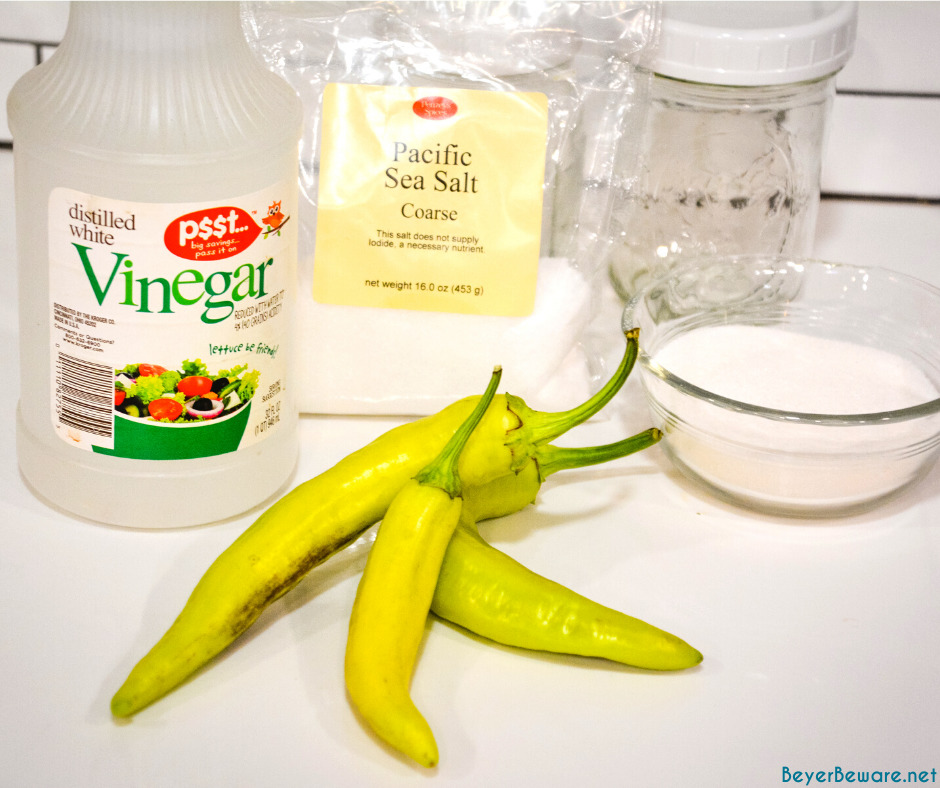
[[648, 1, 858, 85]]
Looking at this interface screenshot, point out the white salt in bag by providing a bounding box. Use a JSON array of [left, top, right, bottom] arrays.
[[244, 1, 657, 414]]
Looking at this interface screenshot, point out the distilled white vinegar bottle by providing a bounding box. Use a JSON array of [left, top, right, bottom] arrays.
[[7, 2, 303, 527]]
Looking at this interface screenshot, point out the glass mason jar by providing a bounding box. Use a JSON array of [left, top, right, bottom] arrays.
[[609, 1, 858, 300]]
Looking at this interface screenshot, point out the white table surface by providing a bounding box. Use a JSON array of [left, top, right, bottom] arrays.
[[1, 147, 938, 787]]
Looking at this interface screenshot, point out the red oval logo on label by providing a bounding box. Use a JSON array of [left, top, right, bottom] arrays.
[[413, 96, 458, 120], [164, 206, 262, 261]]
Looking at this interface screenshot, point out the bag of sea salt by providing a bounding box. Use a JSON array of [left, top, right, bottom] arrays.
[[243, 1, 657, 414]]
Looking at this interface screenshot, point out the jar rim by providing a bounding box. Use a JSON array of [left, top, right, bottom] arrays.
[[645, 1, 858, 86]]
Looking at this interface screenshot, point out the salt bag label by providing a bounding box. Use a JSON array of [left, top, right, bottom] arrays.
[[48, 185, 296, 459], [313, 83, 548, 317]]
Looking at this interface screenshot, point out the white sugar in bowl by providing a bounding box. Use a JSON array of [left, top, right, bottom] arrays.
[[622, 256, 940, 517]]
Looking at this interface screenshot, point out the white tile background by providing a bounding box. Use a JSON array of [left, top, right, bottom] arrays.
[[826, 1, 940, 200], [1, 0, 938, 202]]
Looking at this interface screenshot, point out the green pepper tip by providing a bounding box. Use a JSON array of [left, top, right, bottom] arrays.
[[519, 330, 640, 447], [110, 694, 133, 719], [535, 427, 661, 479], [414, 366, 503, 497]]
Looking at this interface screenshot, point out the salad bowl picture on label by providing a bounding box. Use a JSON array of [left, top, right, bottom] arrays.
[[94, 359, 262, 460]]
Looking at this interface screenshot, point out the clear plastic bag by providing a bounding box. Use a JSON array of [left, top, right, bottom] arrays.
[[243, 1, 657, 414]]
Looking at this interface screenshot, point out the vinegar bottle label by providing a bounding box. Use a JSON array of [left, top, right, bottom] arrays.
[[47, 183, 297, 460]]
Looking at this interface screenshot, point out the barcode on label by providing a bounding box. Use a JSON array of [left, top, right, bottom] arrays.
[[55, 352, 114, 438]]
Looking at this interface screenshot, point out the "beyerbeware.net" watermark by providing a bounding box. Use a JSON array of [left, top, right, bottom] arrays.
[[783, 767, 937, 784]]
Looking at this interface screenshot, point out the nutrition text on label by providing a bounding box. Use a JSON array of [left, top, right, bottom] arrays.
[[232, 289, 286, 331], [53, 301, 116, 353], [367, 228, 484, 255], [364, 279, 485, 298]]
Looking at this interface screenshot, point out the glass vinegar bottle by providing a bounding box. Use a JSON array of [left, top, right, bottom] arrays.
[[7, 2, 303, 528]]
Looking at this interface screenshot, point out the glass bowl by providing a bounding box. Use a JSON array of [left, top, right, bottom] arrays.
[[622, 256, 940, 517]]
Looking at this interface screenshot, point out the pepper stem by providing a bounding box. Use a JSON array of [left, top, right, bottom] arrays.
[[508, 329, 640, 447], [415, 366, 503, 498], [534, 428, 662, 480]]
